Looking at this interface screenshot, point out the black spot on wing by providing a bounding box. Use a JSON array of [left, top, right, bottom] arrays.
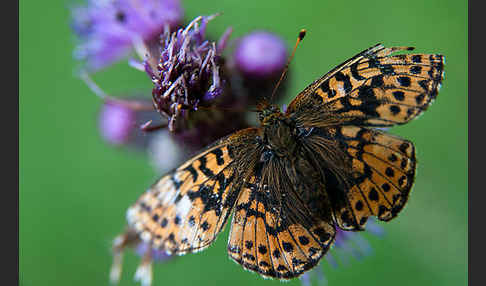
[[410, 66, 422, 74], [351, 62, 366, 80], [210, 148, 225, 166], [393, 91, 405, 101], [184, 165, 198, 183], [412, 55, 422, 63], [320, 80, 330, 92], [282, 241, 294, 252], [198, 156, 215, 178], [335, 71, 353, 93], [379, 64, 395, 75], [390, 105, 401, 115], [258, 245, 268, 255], [397, 76, 411, 87], [370, 75, 384, 88], [298, 236, 310, 245], [382, 183, 391, 192], [368, 188, 379, 201]]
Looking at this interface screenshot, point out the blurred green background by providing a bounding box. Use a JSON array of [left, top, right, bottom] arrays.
[[19, 0, 467, 285]]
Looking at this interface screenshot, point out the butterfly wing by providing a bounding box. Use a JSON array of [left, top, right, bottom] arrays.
[[227, 154, 336, 279], [302, 126, 416, 230], [286, 44, 444, 127], [285, 44, 443, 231], [126, 128, 260, 254]]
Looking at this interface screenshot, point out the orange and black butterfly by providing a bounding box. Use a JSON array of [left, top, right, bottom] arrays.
[[126, 43, 444, 279]]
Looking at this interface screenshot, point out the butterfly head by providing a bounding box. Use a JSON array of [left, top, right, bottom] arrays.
[[257, 102, 284, 126]]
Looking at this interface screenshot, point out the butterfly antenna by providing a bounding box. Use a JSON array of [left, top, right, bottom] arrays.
[[270, 29, 306, 102]]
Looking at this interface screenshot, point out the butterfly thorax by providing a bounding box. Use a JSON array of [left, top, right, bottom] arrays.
[[258, 104, 298, 158]]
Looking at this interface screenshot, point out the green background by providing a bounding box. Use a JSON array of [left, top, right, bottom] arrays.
[[20, 0, 467, 285]]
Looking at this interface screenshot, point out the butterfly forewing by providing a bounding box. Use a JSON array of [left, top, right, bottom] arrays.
[[287, 44, 444, 128], [126, 128, 260, 254]]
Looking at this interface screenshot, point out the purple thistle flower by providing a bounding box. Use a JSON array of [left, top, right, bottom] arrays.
[[71, 0, 183, 71], [230, 31, 289, 105], [146, 15, 232, 131], [233, 31, 288, 79], [300, 219, 384, 286], [97, 96, 162, 148], [99, 100, 137, 145]]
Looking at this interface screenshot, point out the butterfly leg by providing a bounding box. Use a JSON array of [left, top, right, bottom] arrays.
[[134, 247, 153, 286], [110, 228, 141, 285]]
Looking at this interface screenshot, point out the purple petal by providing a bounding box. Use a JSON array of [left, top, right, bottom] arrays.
[[217, 27, 233, 53]]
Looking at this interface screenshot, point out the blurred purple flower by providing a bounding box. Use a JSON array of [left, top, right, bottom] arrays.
[[146, 15, 232, 131], [230, 31, 289, 106], [135, 241, 173, 262], [97, 96, 162, 148], [300, 219, 384, 286], [234, 31, 288, 78], [71, 0, 183, 71], [98, 100, 136, 145]]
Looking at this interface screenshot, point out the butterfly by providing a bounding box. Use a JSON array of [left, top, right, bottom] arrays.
[[125, 43, 444, 279]]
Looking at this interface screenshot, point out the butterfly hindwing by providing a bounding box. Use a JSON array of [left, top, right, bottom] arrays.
[[227, 157, 336, 279], [126, 128, 260, 254], [287, 44, 444, 127], [308, 126, 416, 230]]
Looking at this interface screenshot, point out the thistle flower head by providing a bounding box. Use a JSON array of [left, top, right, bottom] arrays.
[[71, 0, 183, 70], [146, 15, 231, 131]]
